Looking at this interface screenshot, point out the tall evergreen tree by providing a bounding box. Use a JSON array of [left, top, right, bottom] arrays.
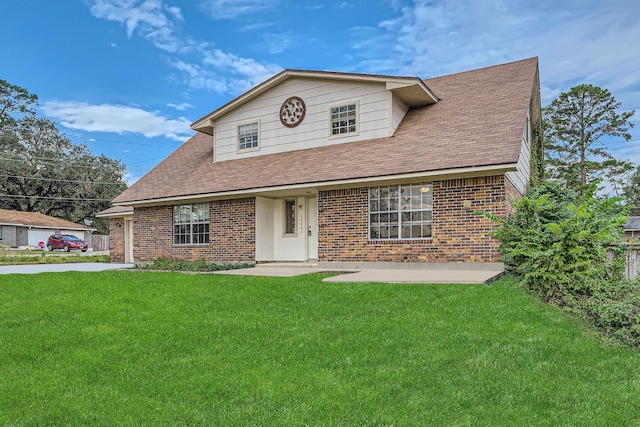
[[544, 84, 634, 193]]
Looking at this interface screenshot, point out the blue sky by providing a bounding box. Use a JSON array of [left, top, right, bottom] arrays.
[[2, 0, 639, 184]]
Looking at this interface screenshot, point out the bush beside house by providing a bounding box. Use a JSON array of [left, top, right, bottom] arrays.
[[485, 183, 640, 348]]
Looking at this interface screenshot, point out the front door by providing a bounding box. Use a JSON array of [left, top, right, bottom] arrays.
[[125, 219, 134, 263], [306, 197, 318, 260]]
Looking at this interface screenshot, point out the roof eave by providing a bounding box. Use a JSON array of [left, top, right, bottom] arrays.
[[0, 222, 95, 231], [95, 211, 134, 219], [113, 163, 517, 208]]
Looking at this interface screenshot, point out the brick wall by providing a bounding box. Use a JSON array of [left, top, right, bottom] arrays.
[[504, 176, 524, 218], [318, 175, 509, 263], [131, 198, 256, 263], [108, 218, 125, 263]]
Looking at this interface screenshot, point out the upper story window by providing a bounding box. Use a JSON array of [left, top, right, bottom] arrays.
[[330, 102, 358, 136], [238, 121, 259, 151], [173, 203, 210, 245]]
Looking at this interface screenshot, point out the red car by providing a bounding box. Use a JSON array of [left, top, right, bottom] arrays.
[[46, 234, 88, 252]]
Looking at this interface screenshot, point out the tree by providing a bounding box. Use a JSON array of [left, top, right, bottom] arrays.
[[544, 84, 635, 192], [0, 80, 127, 234], [0, 78, 38, 128], [624, 165, 640, 215]]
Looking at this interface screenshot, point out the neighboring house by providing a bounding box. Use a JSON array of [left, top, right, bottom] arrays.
[[624, 217, 640, 241], [0, 209, 96, 249], [98, 57, 541, 266]]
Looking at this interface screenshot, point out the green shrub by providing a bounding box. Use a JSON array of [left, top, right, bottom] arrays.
[[141, 257, 254, 272], [572, 278, 640, 347], [481, 182, 627, 304], [481, 182, 640, 348]]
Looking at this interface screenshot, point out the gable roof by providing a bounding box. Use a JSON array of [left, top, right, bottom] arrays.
[[191, 70, 440, 135], [114, 57, 539, 205], [0, 209, 96, 231]]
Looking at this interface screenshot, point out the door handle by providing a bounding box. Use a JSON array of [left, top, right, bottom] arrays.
[[308, 226, 312, 236]]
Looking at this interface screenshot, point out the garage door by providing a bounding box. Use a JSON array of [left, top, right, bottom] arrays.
[[28, 229, 53, 248]]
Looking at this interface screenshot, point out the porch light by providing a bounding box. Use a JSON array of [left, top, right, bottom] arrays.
[[420, 186, 431, 193]]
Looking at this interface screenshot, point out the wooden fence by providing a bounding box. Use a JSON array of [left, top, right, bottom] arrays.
[[89, 234, 109, 252], [625, 244, 640, 280]]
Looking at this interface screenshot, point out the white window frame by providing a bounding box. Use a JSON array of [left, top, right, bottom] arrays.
[[329, 101, 359, 138], [173, 203, 210, 245], [237, 120, 260, 152], [368, 183, 433, 241], [283, 198, 297, 237]]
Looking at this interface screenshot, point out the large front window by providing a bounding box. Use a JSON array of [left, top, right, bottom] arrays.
[[369, 184, 433, 240], [173, 203, 210, 245]]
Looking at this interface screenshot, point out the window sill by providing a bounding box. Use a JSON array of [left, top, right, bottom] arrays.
[[237, 146, 260, 154], [368, 238, 433, 243], [328, 131, 359, 140]]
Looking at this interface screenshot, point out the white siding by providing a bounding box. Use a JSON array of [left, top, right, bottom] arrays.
[[255, 197, 275, 261], [391, 94, 409, 133], [214, 78, 393, 162], [505, 116, 532, 195]]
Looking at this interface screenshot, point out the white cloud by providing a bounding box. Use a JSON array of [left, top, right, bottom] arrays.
[[167, 102, 194, 111], [198, 0, 278, 20], [90, 0, 182, 38], [169, 50, 281, 95], [42, 101, 192, 142], [369, 0, 640, 105], [360, 0, 640, 164], [262, 32, 292, 55], [89, 0, 283, 94]]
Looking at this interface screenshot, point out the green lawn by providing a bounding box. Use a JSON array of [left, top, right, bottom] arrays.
[[1, 272, 639, 426]]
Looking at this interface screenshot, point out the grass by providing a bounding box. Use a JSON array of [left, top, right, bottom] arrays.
[[0, 252, 110, 265], [1, 272, 640, 426]]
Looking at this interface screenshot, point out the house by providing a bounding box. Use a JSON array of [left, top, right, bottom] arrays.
[[624, 217, 640, 241], [0, 209, 96, 249], [98, 57, 541, 266]]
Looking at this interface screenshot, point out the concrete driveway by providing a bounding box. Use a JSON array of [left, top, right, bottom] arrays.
[[0, 263, 135, 274]]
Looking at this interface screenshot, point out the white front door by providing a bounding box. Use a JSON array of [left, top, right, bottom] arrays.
[[125, 219, 134, 263], [306, 197, 318, 260]]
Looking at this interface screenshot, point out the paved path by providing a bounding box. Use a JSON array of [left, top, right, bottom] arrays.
[[0, 262, 503, 284], [0, 263, 135, 275], [213, 264, 504, 284]]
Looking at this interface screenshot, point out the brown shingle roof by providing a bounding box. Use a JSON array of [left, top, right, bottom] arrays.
[[114, 57, 538, 204], [0, 209, 95, 230], [95, 205, 133, 217]]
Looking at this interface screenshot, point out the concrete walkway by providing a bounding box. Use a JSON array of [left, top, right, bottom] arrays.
[[214, 262, 504, 284], [0, 262, 504, 284], [0, 263, 135, 275]]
